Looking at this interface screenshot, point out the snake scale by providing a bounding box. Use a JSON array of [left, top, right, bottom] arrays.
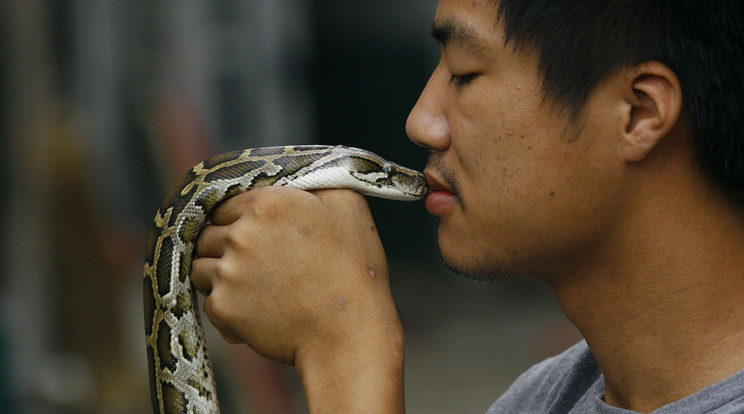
[[143, 145, 428, 413]]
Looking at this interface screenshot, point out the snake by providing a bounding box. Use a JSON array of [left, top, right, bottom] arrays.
[[143, 145, 428, 413]]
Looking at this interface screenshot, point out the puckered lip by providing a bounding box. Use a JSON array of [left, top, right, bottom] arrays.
[[424, 170, 453, 194]]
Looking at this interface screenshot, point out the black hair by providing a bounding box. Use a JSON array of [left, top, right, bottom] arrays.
[[495, 0, 744, 202]]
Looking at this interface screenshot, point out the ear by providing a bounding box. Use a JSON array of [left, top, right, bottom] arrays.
[[621, 62, 683, 162]]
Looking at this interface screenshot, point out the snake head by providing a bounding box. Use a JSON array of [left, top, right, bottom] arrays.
[[338, 146, 429, 201]]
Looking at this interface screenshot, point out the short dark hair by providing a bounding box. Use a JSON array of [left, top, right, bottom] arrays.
[[495, 0, 744, 203]]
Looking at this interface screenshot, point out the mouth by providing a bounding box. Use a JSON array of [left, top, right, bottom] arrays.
[[424, 170, 459, 215]]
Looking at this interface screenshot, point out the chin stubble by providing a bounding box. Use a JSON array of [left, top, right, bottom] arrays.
[[434, 236, 516, 281]]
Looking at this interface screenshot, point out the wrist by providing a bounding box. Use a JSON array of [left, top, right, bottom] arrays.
[[295, 310, 405, 413]]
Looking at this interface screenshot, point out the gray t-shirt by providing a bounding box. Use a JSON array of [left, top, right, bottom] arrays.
[[486, 341, 744, 413]]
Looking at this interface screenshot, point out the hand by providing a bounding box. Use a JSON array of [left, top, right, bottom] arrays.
[[191, 187, 405, 412]]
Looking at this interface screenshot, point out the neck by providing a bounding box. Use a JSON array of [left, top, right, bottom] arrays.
[[549, 170, 744, 412]]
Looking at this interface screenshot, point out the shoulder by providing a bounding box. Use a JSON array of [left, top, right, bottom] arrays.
[[485, 341, 603, 414], [659, 368, 744, 414]]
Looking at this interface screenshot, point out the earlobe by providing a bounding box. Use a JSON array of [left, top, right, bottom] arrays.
[[621, 62, 683, 162]]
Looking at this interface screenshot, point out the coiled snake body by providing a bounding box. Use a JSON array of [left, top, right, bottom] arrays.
[[144, 145, 427, 413]]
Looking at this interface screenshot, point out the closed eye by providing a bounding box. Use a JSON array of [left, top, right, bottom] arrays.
[[449, 73, 478, 87]]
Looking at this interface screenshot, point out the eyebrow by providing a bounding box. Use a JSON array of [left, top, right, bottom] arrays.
[[430, 19, 482, 50]]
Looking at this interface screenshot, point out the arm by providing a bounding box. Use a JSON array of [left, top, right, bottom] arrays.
[[191, 186, 405, 413]]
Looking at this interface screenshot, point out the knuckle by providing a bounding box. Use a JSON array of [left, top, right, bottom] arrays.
[[211, 260, 230, 283], [250, 193, 285, 219], [202, 294, 217, 320], [211, 259, 241, 288], [203, 289, 246, 345], [203, 291, 229, 326], [223, 226, 249, 250]]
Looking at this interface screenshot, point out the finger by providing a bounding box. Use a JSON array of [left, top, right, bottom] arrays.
[[210, 190, 255, 226], [212, 186, 318, 225], [195, 224, 228, 258], [313, 188, 368, 210], [201, 289, 242, 344], [191, 256, 218, 294], [312, 189, 373, 223]]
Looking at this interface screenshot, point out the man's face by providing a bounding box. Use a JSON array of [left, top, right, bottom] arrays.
[[407, 0, 624, 280]]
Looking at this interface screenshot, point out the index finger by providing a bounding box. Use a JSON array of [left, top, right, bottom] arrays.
[[209, 186, 314, 225], [209, 191, 252, 226]]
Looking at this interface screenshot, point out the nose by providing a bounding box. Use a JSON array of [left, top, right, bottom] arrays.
[[406, 60, 450, 152]]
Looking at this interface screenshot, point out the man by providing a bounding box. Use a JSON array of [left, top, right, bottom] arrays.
[[191, 0, 744, 412]]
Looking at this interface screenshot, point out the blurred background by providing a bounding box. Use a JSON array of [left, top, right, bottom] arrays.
[[0, 1, 581, 413]]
